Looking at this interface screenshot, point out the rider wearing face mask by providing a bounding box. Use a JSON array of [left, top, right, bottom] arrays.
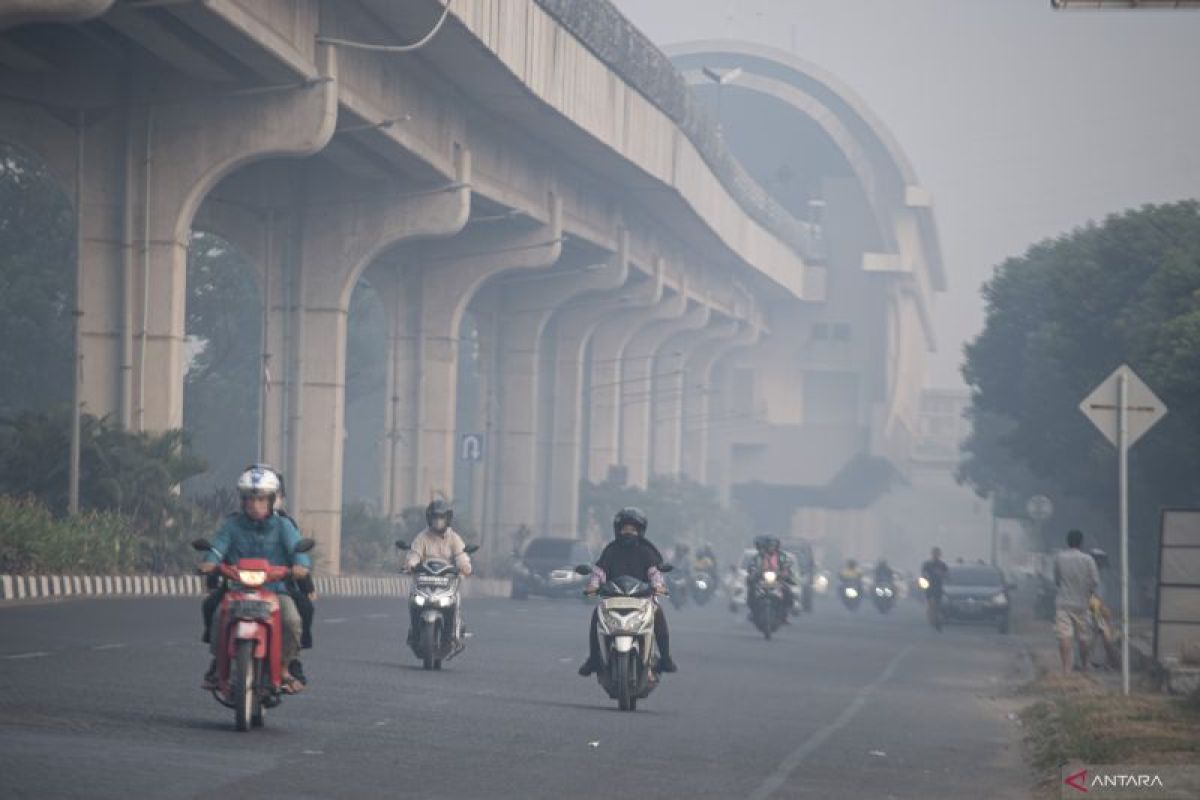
[[578, 507, 677, 676], [404, 499, 473, 646]]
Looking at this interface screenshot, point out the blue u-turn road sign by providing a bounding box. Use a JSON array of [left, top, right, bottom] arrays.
[[459, 433, 485, 463]]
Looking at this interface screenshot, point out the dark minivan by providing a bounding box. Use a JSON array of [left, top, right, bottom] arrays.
[[511, 538, 593, 599]]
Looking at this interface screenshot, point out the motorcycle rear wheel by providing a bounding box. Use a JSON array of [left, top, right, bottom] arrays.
[[233, 640, 255, 732]]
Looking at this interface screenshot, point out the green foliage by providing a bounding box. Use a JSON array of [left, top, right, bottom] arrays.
[[0, 142, 75, 417], [578, 476, 748, 550], [961, 201, 1200, 572], [0, 496, 140, 574], [0, 409, 210, 573]]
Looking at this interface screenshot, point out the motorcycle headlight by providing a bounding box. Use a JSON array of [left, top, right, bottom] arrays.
[[436, 594, 455, 607], [814, 575, 829, 591], [413, 594, 427, 606], [237, 570, 267, 587], [991, 592, 1008, 606], [695, 580, 708, 590], [762, 571, 778, 585], [918, 577, 930, 590], [845, 587, 859, 599], [874, 587, 885, 596]]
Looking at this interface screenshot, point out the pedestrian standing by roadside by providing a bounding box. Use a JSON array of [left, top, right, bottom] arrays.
[[1053, 529, 1100, 675]]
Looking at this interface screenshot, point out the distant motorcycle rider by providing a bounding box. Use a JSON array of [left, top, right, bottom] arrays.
[[874, 558, 895, 587], [746, 536, 797, 617], [578, 507, 677, 676], [404, 499, 473, 647], [200, 465, 311, 694]]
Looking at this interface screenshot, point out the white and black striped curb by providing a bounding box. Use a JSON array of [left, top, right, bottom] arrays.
[[0, 575, 512, 602]]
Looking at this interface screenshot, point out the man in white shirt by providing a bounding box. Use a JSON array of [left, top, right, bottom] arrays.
[[1053, 529, 1101, 674]]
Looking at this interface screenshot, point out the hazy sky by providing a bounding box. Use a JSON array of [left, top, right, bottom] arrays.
[[612, 0, 1200, 388]]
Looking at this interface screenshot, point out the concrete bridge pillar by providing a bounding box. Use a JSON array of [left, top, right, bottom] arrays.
[[653, 317, 740, 481], [584, 262, 672, 484], [278, 154, 471, 571], [489, 247, 628, 539], [75, 48, 338, 434], [396, 193, 563, 509], [696, 323, 763, 497], [620, 297, 709, 488], [538, 238, 633, 536]]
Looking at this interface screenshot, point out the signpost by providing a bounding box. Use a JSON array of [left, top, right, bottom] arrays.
[[1079, 364, 1167, 694], [459, 433, 485, 464]]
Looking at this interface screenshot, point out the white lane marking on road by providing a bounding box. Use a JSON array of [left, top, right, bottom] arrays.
[[324, 618, 347, 624], [1, 651, 50, 660], [364, 613, 390, 619], [92, 643, 127, 651], [749, 644, 914, 800]]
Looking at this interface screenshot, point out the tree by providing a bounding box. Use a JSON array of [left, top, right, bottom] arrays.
[[0, 142, 75, 417], [960, 201, 1200, 577]]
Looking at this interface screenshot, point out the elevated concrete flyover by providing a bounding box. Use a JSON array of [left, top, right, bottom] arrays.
[[0, 1, 818, 569], [667, 40, 947, 552]]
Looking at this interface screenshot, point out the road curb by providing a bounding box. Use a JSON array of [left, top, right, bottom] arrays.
[[0, 574, 512, 602]]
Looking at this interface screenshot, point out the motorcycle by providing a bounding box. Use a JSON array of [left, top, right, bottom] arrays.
[[840, 579, 863, 611], [192, 536, 315, 732], [396, 540, 480, 670], [690, 569, 716, 606], [574, 564, 673, 712], [872, 582, 896, 614], [748, 568, 787, 639]]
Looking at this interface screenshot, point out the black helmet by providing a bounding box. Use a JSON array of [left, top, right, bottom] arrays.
[[753, 535, 770, 552], [612, 507, 647, 539], [426, 498, 453, 529]]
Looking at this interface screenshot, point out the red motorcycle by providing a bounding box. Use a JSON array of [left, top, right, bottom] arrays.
[[193, 537, 314, 732]]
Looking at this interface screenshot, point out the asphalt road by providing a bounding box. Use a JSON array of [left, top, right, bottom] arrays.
[[0, 591, 1033, 799]]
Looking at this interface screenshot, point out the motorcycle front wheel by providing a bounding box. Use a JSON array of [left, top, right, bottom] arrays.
[[614, 652, 634, 711], [233, 640, 255, 732], [422, 620, 438, 671]]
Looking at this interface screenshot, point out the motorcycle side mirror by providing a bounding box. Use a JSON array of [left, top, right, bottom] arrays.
[[574, 565, 592, 576], [190, 538, 212, 552], [294, 538, 316, 553], [464, 544, 480, 554], [395, 540, 410, 551], [659, 564, 675, 573]]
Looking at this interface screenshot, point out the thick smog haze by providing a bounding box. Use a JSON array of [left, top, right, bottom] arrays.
[[615, 0, 1200, 388]]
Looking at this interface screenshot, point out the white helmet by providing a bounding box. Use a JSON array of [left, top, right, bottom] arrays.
[[237, 464, 281, 502]]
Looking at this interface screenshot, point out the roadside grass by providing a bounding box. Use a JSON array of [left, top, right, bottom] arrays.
[[1020, 671, 1200, 797]]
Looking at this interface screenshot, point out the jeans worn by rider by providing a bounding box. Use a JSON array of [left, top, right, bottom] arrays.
[[405, 526, 473, 645], [582, 536, 674, 673], [204, 511, 310, 675]]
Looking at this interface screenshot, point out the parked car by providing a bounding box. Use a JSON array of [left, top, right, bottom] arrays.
[[510, 537, 593, 599], [939, 564, 1014, 633]]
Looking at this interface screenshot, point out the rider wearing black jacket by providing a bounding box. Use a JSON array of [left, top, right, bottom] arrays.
[[578, 507, 677, 676]]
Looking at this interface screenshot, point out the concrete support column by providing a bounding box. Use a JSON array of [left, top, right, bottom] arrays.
[[620, 298, 709, 487], [654, 318, 739, 480], [283, 154, 471, 571], [398, 194, 563, 510], [538, 240, 634, 536], [489, 248, 629, 539], [698, 324, 763, 498], [79, 48, 338, 434], [585, 261, 670, 483]]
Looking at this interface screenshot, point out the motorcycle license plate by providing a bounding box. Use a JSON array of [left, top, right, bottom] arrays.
[[603, 598, 646, 610], [228, 599, 273, 620]]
